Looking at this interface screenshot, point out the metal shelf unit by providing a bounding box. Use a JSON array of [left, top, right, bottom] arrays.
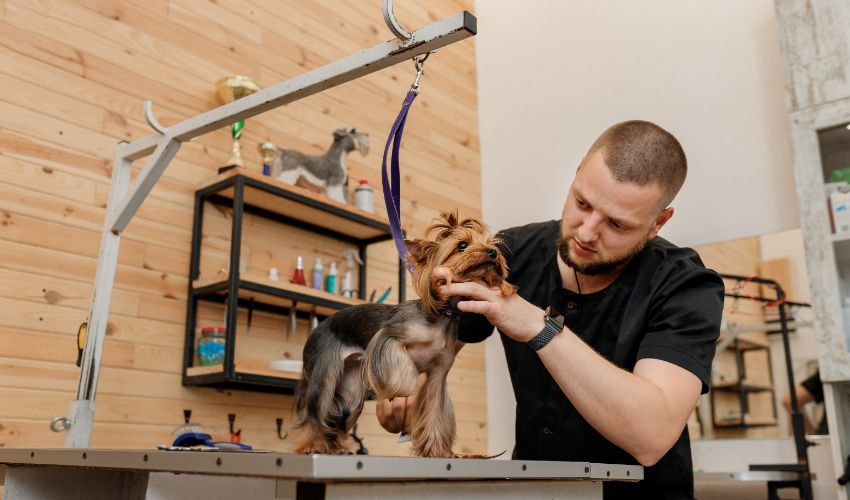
[[182, 168, 404, 393]]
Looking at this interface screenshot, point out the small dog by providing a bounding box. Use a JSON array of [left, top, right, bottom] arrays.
[[272, 128, 369, 204], [293, 212, 514, 457]]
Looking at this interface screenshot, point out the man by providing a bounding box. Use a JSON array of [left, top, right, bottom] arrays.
[[378, 120, 724, 498]]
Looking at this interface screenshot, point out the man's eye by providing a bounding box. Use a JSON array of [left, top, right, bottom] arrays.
[[457, 242, 468, 252], [576, 199, 588, 208], [609, 221, 623, 231]]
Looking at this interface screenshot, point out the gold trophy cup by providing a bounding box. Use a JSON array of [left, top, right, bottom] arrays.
[[215, 75, 262, 173]]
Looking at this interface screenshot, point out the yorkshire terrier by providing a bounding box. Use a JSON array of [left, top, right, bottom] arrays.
[[293, 212, 513, 457]]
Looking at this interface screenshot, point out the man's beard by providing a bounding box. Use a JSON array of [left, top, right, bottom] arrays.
[[557, 230, 647, 276]]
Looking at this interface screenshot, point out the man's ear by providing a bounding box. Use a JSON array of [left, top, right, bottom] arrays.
[[648, 207, 674, 240], [404, 239, 438, 265]]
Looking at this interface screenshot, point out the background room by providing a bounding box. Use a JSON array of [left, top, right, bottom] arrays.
[[1, 0, 850, 499]]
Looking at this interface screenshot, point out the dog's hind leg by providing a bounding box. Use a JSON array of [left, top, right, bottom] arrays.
[[363, 326, 419, 400], [321, 352, 367, 454]]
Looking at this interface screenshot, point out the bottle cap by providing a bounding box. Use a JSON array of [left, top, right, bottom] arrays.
[[358, 179, 369, 185], [314, 257, 323, 270], [329, 262, 338, 275], [296, 256, 304, 269]]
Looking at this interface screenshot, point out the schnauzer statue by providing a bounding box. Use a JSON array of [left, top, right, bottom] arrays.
[[294, 212, 514, 457], [272, 128, 369, 204]]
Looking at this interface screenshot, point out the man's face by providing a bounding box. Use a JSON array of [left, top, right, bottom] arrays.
[[558, 150, 673, 276]]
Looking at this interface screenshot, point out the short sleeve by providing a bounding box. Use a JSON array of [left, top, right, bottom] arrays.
[[636, 268, 724, 394], [801, 371, 824, 403]]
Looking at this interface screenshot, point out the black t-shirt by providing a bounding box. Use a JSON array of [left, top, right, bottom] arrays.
[[459, 220, 724, 499]]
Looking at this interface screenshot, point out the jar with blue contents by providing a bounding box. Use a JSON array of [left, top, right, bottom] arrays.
[[198, 327, 226, 366]]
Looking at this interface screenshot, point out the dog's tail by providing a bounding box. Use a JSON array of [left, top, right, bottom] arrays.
[[363, 328, 419, 400], [294, 327, 351, 437]]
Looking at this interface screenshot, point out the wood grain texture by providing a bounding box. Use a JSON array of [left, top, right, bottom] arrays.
[[0, 0, 484, 455]]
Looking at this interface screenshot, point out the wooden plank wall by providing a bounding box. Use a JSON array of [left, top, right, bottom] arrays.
[[0, 0, 487, 456]]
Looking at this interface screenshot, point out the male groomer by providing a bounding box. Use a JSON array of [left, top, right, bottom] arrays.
[[379, 120, 724, 498]]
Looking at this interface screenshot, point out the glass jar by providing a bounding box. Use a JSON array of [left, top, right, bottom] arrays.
[[198, 327, 226, 366]]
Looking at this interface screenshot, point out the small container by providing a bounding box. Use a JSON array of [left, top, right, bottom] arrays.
[[268, 267, 279, 281], [198, 327, 226, 366], [312, 257, 324, 290], [291, 256, 306, 285], [353, 179, 374, 213], [326, 261, 338, 294]]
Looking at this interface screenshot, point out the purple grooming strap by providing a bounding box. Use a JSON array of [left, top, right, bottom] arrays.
[[382, 90, 418, 273]]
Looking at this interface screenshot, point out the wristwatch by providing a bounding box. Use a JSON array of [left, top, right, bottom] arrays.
[[527, 306, 564, 351]]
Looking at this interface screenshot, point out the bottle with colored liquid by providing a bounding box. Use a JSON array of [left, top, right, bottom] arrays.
[[290, 256, 306, 285], [312, 257, 324, 290], [326, 262, 339, 294]]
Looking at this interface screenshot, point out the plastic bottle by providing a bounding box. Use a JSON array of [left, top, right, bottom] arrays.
[[341, 249, 364, 298], [290, 256, 306, 285], [353, 179, 374, 213], [326, 262, 339, 294], [312, 257, 324, 290]]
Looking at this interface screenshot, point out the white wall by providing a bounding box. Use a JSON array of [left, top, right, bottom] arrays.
[[474, 0, 799, 456]]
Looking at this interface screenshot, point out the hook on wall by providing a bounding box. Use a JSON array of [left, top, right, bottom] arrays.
[[276, 417, 288, 440]]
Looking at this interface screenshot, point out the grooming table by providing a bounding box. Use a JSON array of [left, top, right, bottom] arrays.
[[0, 448, 641, 499]]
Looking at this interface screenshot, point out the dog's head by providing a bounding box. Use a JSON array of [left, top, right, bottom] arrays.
[[404, 212, 514, 317], [333, 128, 370, 157]]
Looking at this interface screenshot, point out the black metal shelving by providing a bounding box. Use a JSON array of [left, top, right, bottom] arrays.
[[182, 169, 405, 393]]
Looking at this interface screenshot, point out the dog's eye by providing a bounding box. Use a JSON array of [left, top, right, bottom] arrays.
[[457, 242, 468, 252]]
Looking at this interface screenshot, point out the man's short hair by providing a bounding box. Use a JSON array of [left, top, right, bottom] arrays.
[[586, 120, 687, 208]]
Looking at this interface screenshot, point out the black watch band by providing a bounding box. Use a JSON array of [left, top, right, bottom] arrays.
[[527, 306, 564, 351]]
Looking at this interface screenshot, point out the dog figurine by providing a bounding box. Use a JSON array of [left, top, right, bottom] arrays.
[[272, 128, 369, 204], [293, 212, 514, 457]]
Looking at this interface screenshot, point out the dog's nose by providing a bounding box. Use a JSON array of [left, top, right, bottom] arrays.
[[486, 248, 498, 260]]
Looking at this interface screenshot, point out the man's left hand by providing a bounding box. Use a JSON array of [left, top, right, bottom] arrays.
[[436, 267, 542, 342]]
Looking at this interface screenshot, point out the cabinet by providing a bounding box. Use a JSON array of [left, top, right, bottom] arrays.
[[182, 168, 404, 393], [711, 336, 778, 429]]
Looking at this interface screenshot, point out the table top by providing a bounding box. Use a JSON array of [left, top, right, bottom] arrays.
[[0, 448, 642, 482]]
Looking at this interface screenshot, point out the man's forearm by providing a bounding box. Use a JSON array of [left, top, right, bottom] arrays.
[[536, 329, 695, 466]]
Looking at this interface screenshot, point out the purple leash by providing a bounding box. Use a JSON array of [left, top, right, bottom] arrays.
[[382, 55, 429, 273]]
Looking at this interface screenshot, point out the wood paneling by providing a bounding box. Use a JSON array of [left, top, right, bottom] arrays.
[[0, 0, 484, 456]]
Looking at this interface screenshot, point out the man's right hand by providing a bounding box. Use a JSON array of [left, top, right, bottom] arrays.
[[376, 395, 415, 434]]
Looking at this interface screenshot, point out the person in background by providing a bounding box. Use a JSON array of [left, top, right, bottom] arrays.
[[782, 369, 828, 435]]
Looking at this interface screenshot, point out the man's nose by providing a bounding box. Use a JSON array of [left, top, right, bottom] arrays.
[[576, 216, 601, 243], [486, 248, 498, 260]]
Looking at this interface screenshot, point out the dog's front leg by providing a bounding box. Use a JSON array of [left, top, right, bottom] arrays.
[[410, 352, 456, 458]]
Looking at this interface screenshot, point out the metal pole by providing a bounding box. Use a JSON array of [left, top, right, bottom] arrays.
[[62, 146, 133, 448]]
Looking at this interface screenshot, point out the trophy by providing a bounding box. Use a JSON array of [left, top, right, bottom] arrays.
[[215, 75, 263, 173], [258, 141, 278, 177]]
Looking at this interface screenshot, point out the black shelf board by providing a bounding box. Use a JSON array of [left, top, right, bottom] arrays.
[[184, 373, 299, 394]]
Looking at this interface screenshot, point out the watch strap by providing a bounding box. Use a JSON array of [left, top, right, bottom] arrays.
[[528, 306, 564, 351]]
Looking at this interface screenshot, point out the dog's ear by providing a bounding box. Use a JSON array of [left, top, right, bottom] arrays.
[[333, 128, 347, 139], [404, 238, 438, 266]]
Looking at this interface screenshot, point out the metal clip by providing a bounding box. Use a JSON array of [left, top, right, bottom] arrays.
[[410, 52, 431, 93]]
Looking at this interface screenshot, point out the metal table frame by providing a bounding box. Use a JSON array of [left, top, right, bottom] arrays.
[[0, 449, 642, 500]]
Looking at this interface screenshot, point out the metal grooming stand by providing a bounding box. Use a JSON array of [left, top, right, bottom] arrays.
[[50, 2, 477, 448], [720, 274, 814, 500]]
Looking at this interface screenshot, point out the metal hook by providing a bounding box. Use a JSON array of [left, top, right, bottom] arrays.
[[410, 52, 431, 93], [383, 0, 412, 41], [143, 100, 167, 135]]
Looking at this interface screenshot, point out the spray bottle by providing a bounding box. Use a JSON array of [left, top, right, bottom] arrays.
[[341, 249, 364, 298]]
